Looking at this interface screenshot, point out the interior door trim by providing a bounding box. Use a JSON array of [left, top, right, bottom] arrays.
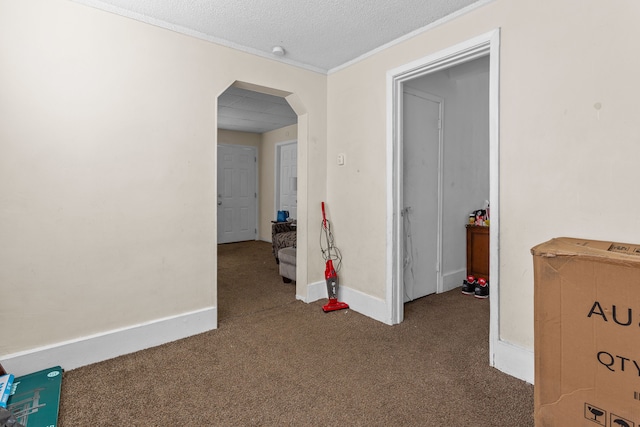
[[386, 28, 501, 369]]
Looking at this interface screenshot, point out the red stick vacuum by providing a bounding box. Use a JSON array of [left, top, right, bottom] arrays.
[[321, 202, 349, 312]]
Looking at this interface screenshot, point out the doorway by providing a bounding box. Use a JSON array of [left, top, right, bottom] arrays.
[[387, 30, 500, 365], [404, 56, 491, 302], [215, 81, 309, 322]]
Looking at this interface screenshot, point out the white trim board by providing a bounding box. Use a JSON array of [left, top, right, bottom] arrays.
[[302, 281, 388, 324], [442, 268, 467, 293], [386, 30, 499, 325], [385, 29, 532, 383], [2, 307, 217, 376], [493, 340, 534, 385], [298, 280, 327, 304]]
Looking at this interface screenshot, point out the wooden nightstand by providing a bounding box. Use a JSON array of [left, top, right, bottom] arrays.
[[466, 225, 489, 280]]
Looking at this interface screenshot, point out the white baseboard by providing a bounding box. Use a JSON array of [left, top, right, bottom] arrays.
[[301, 281, 388, 323], [492, 339, 534, 384], [442, 268, 466, 293], [1, 307, 217, 376], [298, 280, 326, 303]]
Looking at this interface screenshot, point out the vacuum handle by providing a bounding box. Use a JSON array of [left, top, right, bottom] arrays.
[[322, 202, 327, 228]]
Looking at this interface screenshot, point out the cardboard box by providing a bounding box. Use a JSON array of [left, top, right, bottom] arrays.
[[532, 237, 640, 427]]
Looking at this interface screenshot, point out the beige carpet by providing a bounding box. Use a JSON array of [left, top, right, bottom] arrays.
[[58, 240, 533, 426]]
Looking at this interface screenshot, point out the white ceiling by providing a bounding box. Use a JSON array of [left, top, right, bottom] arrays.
[[73, 0, 489, 133], [218, 86, 297, 133]]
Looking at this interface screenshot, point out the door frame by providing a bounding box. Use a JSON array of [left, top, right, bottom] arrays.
[[274, 140, 298, 220], [402, 87, 444, 300], [386, 29, 500, 364]]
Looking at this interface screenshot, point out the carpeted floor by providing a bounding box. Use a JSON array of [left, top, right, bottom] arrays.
[[57, 240, 533, 426]]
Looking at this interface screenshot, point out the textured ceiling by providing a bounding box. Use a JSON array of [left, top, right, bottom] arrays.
[[73, 0, 487, 73], [218, 87, 297, 133]]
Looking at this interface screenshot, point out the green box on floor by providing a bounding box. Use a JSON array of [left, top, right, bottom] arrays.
[[6, 366, 62, 427]]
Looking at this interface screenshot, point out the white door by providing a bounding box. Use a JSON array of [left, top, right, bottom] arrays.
[[277, 142, 297, 219], [402, 88, 443, 301], [217, 144, 257, 244]]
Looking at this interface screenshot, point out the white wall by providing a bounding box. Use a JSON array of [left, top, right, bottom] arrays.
[[0, 0, 326, 371], [327, 0, 640, 357], [217, 129, 261, 149]]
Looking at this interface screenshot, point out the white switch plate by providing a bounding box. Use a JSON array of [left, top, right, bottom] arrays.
[[337, 153, 345, 165]]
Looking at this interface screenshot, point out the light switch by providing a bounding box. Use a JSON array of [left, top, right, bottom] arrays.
[[337, 153, 346, 166]]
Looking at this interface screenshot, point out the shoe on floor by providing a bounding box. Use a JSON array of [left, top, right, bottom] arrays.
[[461, 275, 477, 295], [475, 278, 489, 299]]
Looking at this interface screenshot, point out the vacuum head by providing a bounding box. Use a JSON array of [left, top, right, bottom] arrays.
[[323, 298, 349, 312]]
